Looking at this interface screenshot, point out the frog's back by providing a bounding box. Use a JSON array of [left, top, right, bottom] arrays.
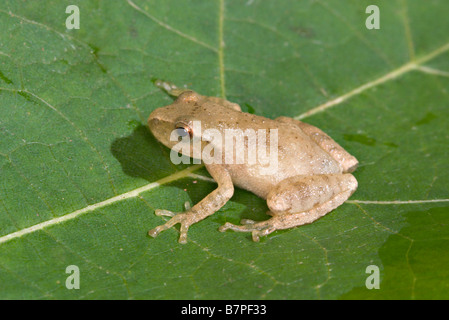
[[214, 111, 342, 198], [226, 110, 342, 172]]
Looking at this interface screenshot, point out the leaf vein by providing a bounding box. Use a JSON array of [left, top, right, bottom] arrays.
[[295, 39, 449, 119], [0, 165, 202, 246], [126, 0, 218, 53]]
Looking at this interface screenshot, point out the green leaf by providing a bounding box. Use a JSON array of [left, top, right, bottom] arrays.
[[1, 0, 448, 299]]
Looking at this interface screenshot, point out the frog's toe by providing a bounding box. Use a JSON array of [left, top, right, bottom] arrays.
[[240, 219, 256, 225], [219, 220, 277, 241], [219, 220, 267, 232], [219, 219, 259, 232], [154, 209, 176, 217], [148, 224, 169, 238], [218, 222, 238, 232], [251, 227, 276, 242], [155, 202, 191, 218]]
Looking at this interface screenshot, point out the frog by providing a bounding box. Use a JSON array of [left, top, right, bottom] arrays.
[[147, 80, 358, 243]]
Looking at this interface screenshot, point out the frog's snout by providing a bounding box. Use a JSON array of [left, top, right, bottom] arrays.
[[147, 115, 159, 128], [147, 107, 165, 130], [147, 110, 163, 137]]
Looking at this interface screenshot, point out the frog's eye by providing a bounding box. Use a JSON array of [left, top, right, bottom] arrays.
[[174, 123, 193, 138]]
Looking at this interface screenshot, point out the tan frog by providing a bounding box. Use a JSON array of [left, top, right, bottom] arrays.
[[147, 81, 358, 243]]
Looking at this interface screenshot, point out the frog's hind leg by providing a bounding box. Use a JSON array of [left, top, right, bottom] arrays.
[[275, 117, 358, 173], [219, 173, 357, 241]]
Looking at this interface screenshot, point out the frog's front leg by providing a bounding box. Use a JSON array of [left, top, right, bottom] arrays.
[[153, 79, 191, 97], [153, 79, 241, 111], [219, 173, 357, 241], [149, 164, 234, 244]]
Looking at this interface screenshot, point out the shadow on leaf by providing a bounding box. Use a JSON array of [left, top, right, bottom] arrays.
[[111, 124, 187, 182]]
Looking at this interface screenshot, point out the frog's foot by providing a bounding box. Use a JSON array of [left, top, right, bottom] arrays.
[[153, 79, 189, 97], [219, 219, 277, 242], [148, 212, 196, 244], [149, 202, 194, 244]]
